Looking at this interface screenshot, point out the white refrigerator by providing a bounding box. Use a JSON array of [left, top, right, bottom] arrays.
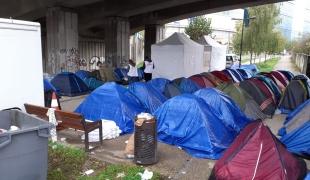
[[0, 18, 44, 110]]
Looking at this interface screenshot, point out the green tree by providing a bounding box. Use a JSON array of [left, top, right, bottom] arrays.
[[232, 4, 282, 63], [292, 33, 310, 54], [185, 16, 212, 41]]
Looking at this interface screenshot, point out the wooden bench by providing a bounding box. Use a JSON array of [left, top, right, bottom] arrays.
[[24, 103, 102, 151]]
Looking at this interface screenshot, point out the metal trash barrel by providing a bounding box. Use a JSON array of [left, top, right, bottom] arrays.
[[134, 113, 158, 165]]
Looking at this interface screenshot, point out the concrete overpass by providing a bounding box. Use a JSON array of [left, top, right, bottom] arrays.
[[0, 0, 288, 73]]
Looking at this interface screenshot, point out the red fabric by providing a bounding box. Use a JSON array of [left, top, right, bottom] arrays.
[[210, 71, 233, 83], [189, 75, 215, 88], [271, 71, 289, 87], [214, 121, 303, 180], [250, 79, 276, 105], [262, 73, 286, 92], [201, 73, 222, 86]]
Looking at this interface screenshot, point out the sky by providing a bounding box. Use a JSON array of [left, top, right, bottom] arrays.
[[291, 0, 310, 38]]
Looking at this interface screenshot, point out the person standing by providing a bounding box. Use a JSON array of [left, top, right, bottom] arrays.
[[143, 56, 154, 82], [127, 59, 139, 83]]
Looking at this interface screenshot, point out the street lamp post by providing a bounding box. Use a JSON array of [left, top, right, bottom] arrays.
[[232, 9, 255, 67]]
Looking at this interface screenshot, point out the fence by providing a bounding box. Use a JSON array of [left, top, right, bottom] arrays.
[[294, 53, 310, 76]]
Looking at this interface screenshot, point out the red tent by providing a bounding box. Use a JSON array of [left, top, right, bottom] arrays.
[[212, 121, 306, 180], [249, 78, 277, 105], [201, 72, 223, 86], [210, 71, 233, 83], [271, 71, 289, 87], [261, 71, 288, 92], [189, 75, 215, 88]]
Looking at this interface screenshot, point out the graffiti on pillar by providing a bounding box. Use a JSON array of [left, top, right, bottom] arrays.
[[47, 48, 57, 74]]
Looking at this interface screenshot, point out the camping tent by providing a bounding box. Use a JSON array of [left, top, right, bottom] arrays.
[[51, 72, 89, 97], [200, 72, 223, 86], [155, 94, 238, 159], [147, 78, 170, 94], [75, 70, 91, 80], [217, 82, 267, 120], [151, 33, 205, 80], [196, 35, 227, 71], [239, 79, 276, 117], [223, 69, 244, 83], [75, 82, 145, 133], [163, 82, 182, 98], [194, 88, 251, 133], [172, 77, 200, 94], [210, 70, 232, 83], [212, 121, 307, 180], [189, 74, 215, 88], [129, 82, 167, 113], [279, 100, 310, 157], [279, 70, 294, 81], [255, 75, 282, 104], [279, 78, 309, 113]]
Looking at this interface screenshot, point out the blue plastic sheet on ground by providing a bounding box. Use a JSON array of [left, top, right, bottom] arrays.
[[154, 94, 237, 159], [281, 121, 310, 157], [129, 82, 167, 113], [194, 88, 251, 133], [75, 82, 145, 133], [147, 78, 170, 94], [177, 78, 200, 94]]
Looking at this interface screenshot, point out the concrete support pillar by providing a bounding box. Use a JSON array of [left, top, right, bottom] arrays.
[[104, 17, 130, 68], [46, 7, 78, 74], [144, 24, 164, 58]]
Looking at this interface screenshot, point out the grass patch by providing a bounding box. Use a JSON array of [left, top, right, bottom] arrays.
[[256, 57, 280, 72], [80, 164, 161, 180], [48, 142, 163, 180], [48, 142, 87, 180]]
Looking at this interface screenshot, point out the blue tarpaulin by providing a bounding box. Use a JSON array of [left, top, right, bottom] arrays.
[[236, 68, 252, 79], [232, 64, 259, 75], [279, 99, 310, 157], [43, 78, 57, 93], [114, 68, 128, 81], [194, 88, 251, 133], [174, 78, 200, 94], [75, 82, 145, 133], [305, 173, 310, 180], [84, 77, 104, 90], [155, 94, 237, 159], [75, 70, 91, 80], [281, 121, 310, 158], [224, 69, 244, 83], [147, 78, 170, 94], [129, 82, 167, 113]]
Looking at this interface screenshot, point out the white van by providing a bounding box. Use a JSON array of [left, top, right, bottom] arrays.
[[226, 54, 239, 68]]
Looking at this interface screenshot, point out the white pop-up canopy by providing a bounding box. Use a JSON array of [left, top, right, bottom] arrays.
[[197, 36, 227, 71], [151, 33, 205, 80]]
